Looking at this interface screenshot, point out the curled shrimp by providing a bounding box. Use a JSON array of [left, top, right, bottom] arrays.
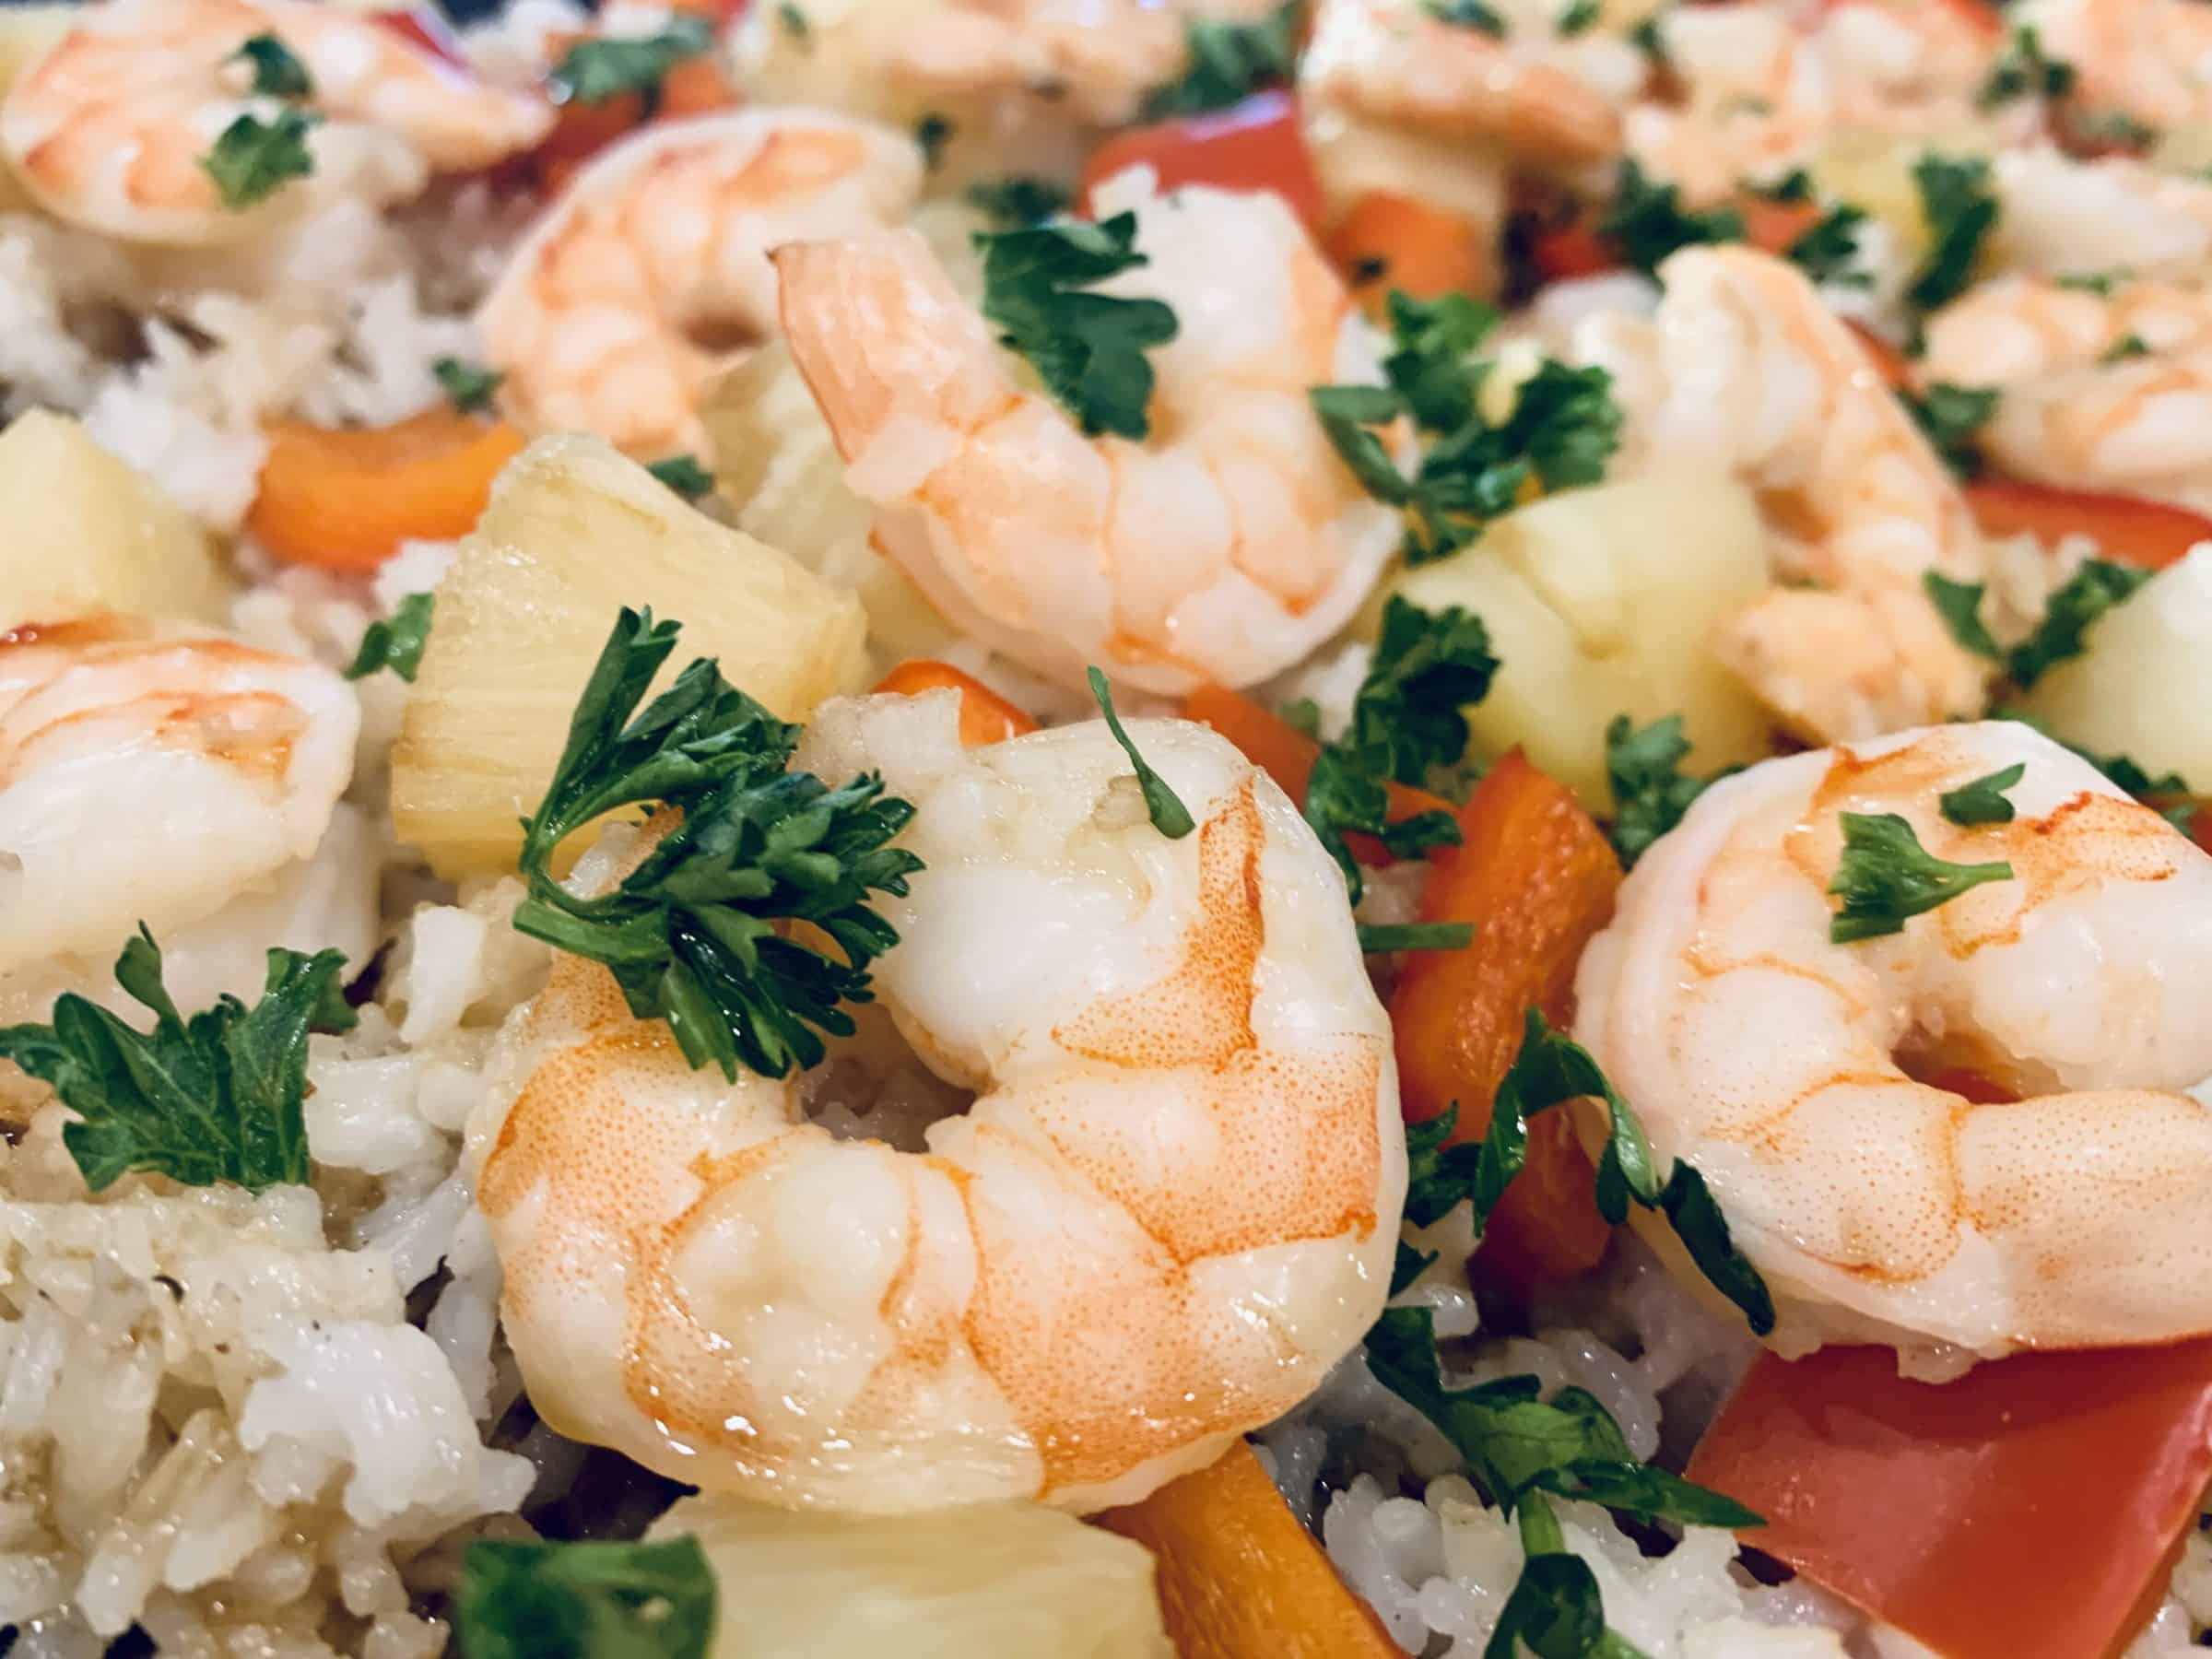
[[1921, 274, 2212, 514], [0, 0, 550, 246], [0, 615, 364, 989], [1574, 721, 2212, 1376], [468, 689, 1403, 1513], [772, 172, 1406, 696], [2016, 0, 2212, 131], [477, 109, 923, 461], [1991, 149, 2212, 281], [1575, 244, 1991, 742]]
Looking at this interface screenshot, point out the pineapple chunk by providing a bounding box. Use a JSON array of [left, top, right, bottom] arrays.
[[1385, 469, 1774, 810], [390, 434, 868, 878], [0, 410, 230, 629], [2016, 546, 2212, 789], [654, 1494, 1172, 1659]]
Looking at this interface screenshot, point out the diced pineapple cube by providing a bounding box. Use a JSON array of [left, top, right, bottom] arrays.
[[390, 434, 868, 878], [655, 1494, 1172, 1659], [0, 410, 230, 629], [1385, 469, 1774, 809]]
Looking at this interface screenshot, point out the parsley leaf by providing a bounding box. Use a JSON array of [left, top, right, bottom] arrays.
[[2055, 268, 2130, 296], [2100, 331, 2150, 364], [1558, 0, 1601, 34], [345, 592, 435, 684], [1604, 712, 1728, 868], [1923, 570, 2004, 660], [1359, 922, 1475, 953], [549, 18, 713, 115], [232, 32, 312, 100], [2006, 559, 2150, 687], [647, 454, 716, 500], [1403, 1102, 1486, 1226], [455, 1536, 715, 1659], [967, 174, 1071, 228], [1598, 159, 1746, 276], [1906, 154, 2001, 319], [1784, 203, 1872, 288], [1392, 1239, 1439, 1296], [776, 2, 810, 44], [914, 112, 954, 171], [1994, 712, 2197, 832], [0, 929, 355, 1194], [975, 213, 1178, 440], [1746, 167, 1814, 204], [1426, 0, 1507, 33], [512, 609, 924, 1081], [433, 356, 503, 416], [1829, 812, 2014, 942], [1978, 26, 2076, 109], [1940, 762, 2024, 826], [201, 108, 320, 210], [1905, 382, 1999, 479], [2065, 107, 2159, 152], [1088, 668, 1195, 838], [1142, 0, 1300, 118]]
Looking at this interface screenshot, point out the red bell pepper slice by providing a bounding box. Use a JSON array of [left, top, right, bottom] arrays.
[[1965, 479, 2212, 571], [1688, 1341, 2212, 1658], [1080, 90, 1325, 233]]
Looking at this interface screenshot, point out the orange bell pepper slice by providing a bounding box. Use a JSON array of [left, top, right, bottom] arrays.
[[1325, 191, 1495, 306], [1179, 685, 1453, 866], [532, 41, 738, 194], [1388, 750, 1621, 1293], [1965, 478, 2212, 571], [1096, 1442, 1399, 1659], [871, 659, 1039, 747], [247, 411, 525, 573], [1080, 91, 1326, 233], [1688, 1340, 2212, 1659]]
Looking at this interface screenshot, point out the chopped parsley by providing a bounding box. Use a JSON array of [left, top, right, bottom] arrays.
[[2055, 268, 2131, 296], [1906, 154, 2001, 321], [201, 108, 320, 210], [1906, 382, 1999, 479], [1598, 159, 1746, 276], [1279, 696, 1323, 738], [1141, 0, 1300, 119], [1628, 13, 1665, 64], [512, 609, 924, 1081], [455, 1536, 715, 1659], [345, 592, 435, 683], [2100, 331, 2151, 364], [1997, 712, 2198, 833], [1425, 0, 1506, 33], [1978, 26, 2076, 110], [1312, 291, 1621, 566], [974, 213, 1178, 440], [1932, 561, 2155, 689], [1924, 570, 2003, 660], [433, 356, 504, 416], [231, 32, 312, 100], [775, 2, 810, 45], [2065, 107, 2159, 152], [1828, 812, 2014, 942], [1557, 0, 1601, 34], [0, 929, 355, 1194], [1784, 202, 1872, 288], [1402, 1102, 1484, 1227], [1088, 668, 1195, 838], [966, 174, 1071, 228], [548, 17, 713, 115], [913, 112, 954, 171], [1940, 762, 2024, 826], [1604, 712, 1730, 867], [1303, 596, 1494, 900], [647, 454, 716, 500], [1358, 922, 1476, 954], [1746, 167, 1814, 204]]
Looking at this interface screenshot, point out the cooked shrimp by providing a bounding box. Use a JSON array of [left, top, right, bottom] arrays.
[[1575, 244, 1992, 741], [1921, 274, 2212, 513], [2016, 0, 2212, 131], [773, 173, 1406, 696], [0, 615, 360, 977], [477, 110, 923, 461], [1992, 149, 2212, 281], [468, 689, 1404, 1513], [0, 0, 550, 246], [1574, 720, 2212, 1376]]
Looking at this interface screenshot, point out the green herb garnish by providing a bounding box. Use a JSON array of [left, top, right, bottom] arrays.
[[1746, 167, 1813, 204], [2100, 331, 2150, 364], [1828, 812, 2014, 942], [232, 32, 312, 100], [647, 454, 716, 500], [1358, 922, 1476, 954], [914, 112, 954, 171], [201, 108, 320, 209], [1426, 0, 1506, 33], [345, 593, 435, 684], [1978, 26, 2075, 110], [974, 213, 1178, 440], [1924, 570, 2004, 660], [455, 1536, 715, 1659], [1604, 712, 1729, 868], [1940, 762, 2024, 826], [1784, 202, 1872, 288], [2007, 559, 2151, 688], [1599, 159, 1746, 276], [1088, 667, 1195, 838], [1906, 154, 2000, 321], [0, 929, 355, 1194], [2056, 268, 2130, 296], [1142, 0, 1300, 118], [433, 356, 503, 416], [512, 609, 923, 1080], [1557, 0, 1601, 34], [776, 2, 810, 45], [1403, 1101, 1484, 1226], [1906, 382, 1999, 479], [966, 175, 1071, 228], [549, 18, 713, 115]]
